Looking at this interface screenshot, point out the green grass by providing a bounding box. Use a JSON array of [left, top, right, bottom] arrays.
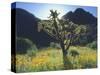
[[14, 46, 97, 72]]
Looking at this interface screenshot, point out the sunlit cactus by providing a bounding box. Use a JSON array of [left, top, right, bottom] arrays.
[[38, 10, 86, 69]]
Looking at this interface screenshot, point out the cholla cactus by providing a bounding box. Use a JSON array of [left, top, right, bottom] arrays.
[[38, 10, 86, 69]]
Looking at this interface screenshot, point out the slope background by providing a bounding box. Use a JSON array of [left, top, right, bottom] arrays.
[[0, 0, 100, 75]]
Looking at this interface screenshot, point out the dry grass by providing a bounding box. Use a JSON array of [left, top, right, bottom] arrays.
[[14, 46, 97, 72]]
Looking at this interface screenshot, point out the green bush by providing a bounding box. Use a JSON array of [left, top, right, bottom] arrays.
[[27, 42, 38, 57], [69, 49, 79, 57], [27, 49, 37, 57], [16, 37, 38, 54], [50, 42, 61, 49], [87, 41, 97, 49]]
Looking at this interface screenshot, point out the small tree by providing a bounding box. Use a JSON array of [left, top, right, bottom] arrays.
[[38, 10, 86, 69]]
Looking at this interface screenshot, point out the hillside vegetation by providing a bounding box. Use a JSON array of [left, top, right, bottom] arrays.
[[15, 46, 97, 72]]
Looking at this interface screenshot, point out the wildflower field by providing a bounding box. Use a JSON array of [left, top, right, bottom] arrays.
[[14, 46, 97, 72]]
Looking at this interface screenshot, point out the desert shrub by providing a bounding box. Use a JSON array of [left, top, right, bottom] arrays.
[[87, 41, 97, 49], [27, 44, 38, 57], [50, 42, 61, 49], [16, 37, 37, 54], [69, 49, 79, 57], [27, 50, 37, 57]]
